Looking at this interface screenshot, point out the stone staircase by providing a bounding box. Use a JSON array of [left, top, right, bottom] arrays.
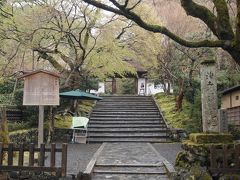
[[87, 96, 170, 143]]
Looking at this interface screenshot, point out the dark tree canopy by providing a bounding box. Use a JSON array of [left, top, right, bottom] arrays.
[[81, 0, 240, 65]]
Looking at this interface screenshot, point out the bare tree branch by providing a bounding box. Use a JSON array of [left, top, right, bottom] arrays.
[[81, 0, 226, 48]]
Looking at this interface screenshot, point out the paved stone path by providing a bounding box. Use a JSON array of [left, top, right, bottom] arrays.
[[153, 143, 182, 165], [90, 143, 175, 180], [44, 142, 181, 178], [45, 144, 101, 175]]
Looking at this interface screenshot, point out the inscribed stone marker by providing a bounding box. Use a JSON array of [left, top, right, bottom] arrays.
[[200, 60, 219, 132]]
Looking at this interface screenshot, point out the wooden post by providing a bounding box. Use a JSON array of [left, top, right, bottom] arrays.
[[38, 106, 44, 147], [29, 143, 34, 166], [50, 143, 56, 169], [7, 143, 13, 166], [61, 143, 68, 177], [18, 144, 24, 166], [39, 143, 45, 166]]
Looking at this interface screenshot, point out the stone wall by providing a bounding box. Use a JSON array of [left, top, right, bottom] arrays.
[[175, 133, 240, 179]]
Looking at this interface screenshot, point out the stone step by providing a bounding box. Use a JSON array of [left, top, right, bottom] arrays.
[[90, 114, 161, 118], [99, 100, 153, 101], [93, 109, 158, 112], [94, 106, 156, 109], [93, 165, 166, 174], [96, 102, 154, 105], [90, 116, 162, 119], [92, 173, 169, 180], [87, 137, 170, 143], [97, 101, 154, 104], [100, 96, 152, 99], [91, 112, 160, 115], [88, 128, 168, 133], [88, 95, 170, 144], [88, 132, 168, 138], [96, 101, 155, 106], [97, 102, 154, 104], [88, 121, 164, 125], [88, 124, 167, 128], [89, 118, 163, 121]]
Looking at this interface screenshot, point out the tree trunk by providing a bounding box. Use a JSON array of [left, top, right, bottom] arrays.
[[176, 90, 184, 111], [176, 80, 185, 111], [0, 106, 10, 144], [166, 81, 171, 95]]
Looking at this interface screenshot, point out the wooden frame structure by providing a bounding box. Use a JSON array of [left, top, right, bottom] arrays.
[[209, 144, 240, 174], [0, 143, 68, 177]]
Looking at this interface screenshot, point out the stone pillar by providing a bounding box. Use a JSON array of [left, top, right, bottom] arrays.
[[200, 60, 219, 132]]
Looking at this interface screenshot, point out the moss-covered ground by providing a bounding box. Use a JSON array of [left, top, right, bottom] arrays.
[[154, 93, 201, 133]]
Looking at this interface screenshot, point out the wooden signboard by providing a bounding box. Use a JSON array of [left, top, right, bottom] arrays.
[[20, 70, 60, 106], [19, 70, 60, 147]]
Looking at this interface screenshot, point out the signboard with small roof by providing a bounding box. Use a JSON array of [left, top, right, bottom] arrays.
[[19, 70, 60, 106], [19, 70, 60, 147]]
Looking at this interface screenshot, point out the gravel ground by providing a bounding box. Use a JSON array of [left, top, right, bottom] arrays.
[[153, 143, 183, 165], [44, 143, 101, 176]]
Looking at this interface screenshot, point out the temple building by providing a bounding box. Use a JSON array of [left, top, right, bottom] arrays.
[[94, 59, 172, 95]]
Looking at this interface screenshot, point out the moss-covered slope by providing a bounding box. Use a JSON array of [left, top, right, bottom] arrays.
[[154, 93, 201, 133]]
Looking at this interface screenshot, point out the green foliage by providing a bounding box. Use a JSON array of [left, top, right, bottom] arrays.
[[189, 133, 233, 144], [121, 79, 136, 94], [0, 94, 12, 105], [77, 100, 94, 117], [81, 78, 99, 91], [228, 125, 240, 140], [190, 90, 202, 126], [186, 164, 212, 180], [154, 93, 201, 133], [8, 122, 31, 132], [54, 115, 72, 129], [184, 80, 201, 104], [217, 72, 240, 91], [86, 35, 137, 80], [219, 174, 240, 180], [115, 78, 136, 94], [0, 78, 15, 94], [22, 106, 39, 127], [0, 77, 24, 105]]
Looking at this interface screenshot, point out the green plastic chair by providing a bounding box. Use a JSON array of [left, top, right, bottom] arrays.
[[71, 117, 89, 143]]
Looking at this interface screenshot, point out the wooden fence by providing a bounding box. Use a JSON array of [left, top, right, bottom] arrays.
[[209, 144, 240, 174], [226, 106, 240, 126], [0, 143, 68, 177]]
